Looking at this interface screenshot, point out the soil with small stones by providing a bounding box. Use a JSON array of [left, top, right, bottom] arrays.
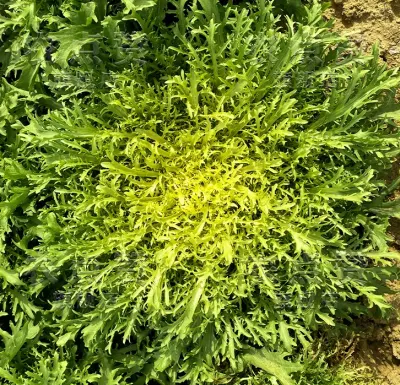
[[326, 1, 400, 383], [328, 0, 400, 66]]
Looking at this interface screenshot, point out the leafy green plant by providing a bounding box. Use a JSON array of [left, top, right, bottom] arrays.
[[1, 0, 400, 384]]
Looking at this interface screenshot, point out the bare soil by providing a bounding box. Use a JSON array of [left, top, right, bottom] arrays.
[[354, 284, 400, 385], [328, 0, 400, 67], [326, 1, 400, 383]]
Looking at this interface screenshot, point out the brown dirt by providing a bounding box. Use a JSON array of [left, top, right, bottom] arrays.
[[327, 0, 400, 67], [354, 284, 400, 385], [326, 1, 400, 383]]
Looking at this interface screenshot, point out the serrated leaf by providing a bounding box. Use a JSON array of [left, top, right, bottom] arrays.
[[316, 312, 335, 326], [102, 161, 159, 177], [0, 268, 24, 286], [242, 348, 303, 385], [278, 322, 294, 352], [49, 25, 100, 67], [57, 332, 75, 347], [82, 319, 103, 346], [122, 0, 156, 12]]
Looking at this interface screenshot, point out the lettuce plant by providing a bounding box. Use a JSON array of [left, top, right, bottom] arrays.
[[1, 0, 400, 384]]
